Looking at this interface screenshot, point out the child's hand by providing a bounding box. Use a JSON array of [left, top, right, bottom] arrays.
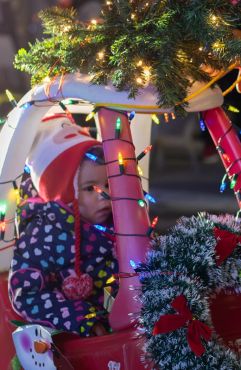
[[91, 322, 107, 336]]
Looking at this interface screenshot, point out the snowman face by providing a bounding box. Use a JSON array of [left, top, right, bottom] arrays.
[[12, 325, 56, 370]]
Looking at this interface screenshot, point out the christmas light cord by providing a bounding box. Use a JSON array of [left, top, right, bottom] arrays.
[[0, 172, 23, 185], [111, 270, 197, 280], [232, 169, 241, 191], [216, 125, 233, 147], [107, 172, 141, 180], [114, 232, 148, 237], [1, 238, 16, 244], [0, 241, 16, 250], [111, 196, 147, 205], [113, 272, 139, 279], [93, 105, 129, 118], [102, 137, 135, 148], [98, 117, 154, 240], [226, 157, 241, 174], [104, 157, 137, 165]]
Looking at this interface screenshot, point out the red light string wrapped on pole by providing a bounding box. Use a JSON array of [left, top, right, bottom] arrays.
[[203, 107, 241, 209], [97, 108, 151, 331]]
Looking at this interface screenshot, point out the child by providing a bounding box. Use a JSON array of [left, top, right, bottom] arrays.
[[8, 115, 118, 337]]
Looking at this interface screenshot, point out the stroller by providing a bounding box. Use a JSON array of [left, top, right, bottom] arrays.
[[0, 72, 238, 369]]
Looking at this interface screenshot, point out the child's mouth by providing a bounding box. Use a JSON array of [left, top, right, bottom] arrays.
[[96, 207, 110, 217]]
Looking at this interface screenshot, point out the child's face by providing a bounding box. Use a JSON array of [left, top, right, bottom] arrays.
[[77, 160, 112, 224]]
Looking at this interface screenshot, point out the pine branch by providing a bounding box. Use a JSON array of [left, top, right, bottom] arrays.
[[14, 2, 241, 111]]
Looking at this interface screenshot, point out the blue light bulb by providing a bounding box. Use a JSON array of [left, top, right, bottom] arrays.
[[199, 118, 206, 132], [20, 101, 34, 109], [94, 224, 114, 235], [94, 224, 106, 232], [144, 193, 156, 203], [85, 153, 98, 162], [220, 182, 226, 193], [24, 165, 31, 174], [129, 111, 136, 121], [130, 259, 136, 269]]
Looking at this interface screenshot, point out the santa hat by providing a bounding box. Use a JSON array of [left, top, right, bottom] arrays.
[[27, 114, 100, 204], [27, 114, 101, 300]]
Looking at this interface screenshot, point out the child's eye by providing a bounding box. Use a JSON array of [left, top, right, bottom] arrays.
[[83, 185, 94, 192]]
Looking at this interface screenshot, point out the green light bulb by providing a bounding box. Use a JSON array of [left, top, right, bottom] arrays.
[[138, 199, 145, 207]]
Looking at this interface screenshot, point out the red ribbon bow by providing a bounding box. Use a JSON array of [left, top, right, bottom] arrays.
[[214, 227, 241, 266], [152, 295, 212, 357]]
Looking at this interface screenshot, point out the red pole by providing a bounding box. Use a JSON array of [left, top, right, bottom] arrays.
[[203, 107, 241, 208], [97, 108, 150, 331]]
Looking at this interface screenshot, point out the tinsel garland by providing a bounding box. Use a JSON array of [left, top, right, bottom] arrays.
[[139, 213, 241, 369], [14, 1, 241, 112]]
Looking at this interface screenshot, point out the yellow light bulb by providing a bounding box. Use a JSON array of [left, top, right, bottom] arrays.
[[106, 276, 115, 284], [5, 89, 17, 106], [209, 14, 220, 26], [138, 166, 143, 176], [212, 41, 225, 50], [228, 105, 240, 113], [164, 113, 169, 123], [136, 77, 143, 84], [43, 76, 51, 83], [91, 19, 97, 25], [151, 114, 160, 125], [143, 67, 151, 79], [118, 152, 123, 165], [86, 111, 95, 121], [85, 313, 96, 319], [63, 25, 71, 32], [97, 51, 105, 60], [8, 188, 20, 204]]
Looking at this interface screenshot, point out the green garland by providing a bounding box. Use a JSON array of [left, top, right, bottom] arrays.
[[14, 1, 241, 112], [139, 213, 241, 369]]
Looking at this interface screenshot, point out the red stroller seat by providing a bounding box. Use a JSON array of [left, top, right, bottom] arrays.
[[0, 272, 23, 369], [0, 271, 151, 369]]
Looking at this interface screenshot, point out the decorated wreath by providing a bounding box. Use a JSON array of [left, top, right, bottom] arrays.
[[139, 213, 241, 369]]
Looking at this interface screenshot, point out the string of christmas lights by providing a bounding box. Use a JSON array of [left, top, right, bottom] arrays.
[[202, 110, 241, 220], [219, 158, 241, 192], [102, 137, 135, 148], [198, 113, 206, 132], [0, 103, 156, 283], [93, 184, 156, 206], [92, 114, 157, 244], [5, 90, 17, 107], [201, 112, 241, 199], [216, 125, 233, 163], [0, 171, 24, 243], [0, 172, 23, 185], [58, 101, 76, 124], [107, 267, 187, 283]]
